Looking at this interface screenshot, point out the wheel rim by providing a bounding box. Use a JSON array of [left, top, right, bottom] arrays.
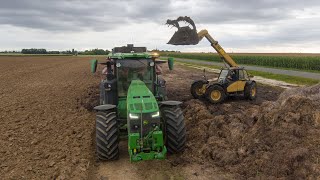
[[251, 87, 256, 96], [195, 84, 206, 96], [210, 90, 221, 101]]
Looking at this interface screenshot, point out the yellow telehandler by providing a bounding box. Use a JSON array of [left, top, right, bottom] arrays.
[[166, 16, 257, 103]]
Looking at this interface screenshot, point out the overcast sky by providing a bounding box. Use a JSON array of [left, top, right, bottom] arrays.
[[1, 0, 320, 52]]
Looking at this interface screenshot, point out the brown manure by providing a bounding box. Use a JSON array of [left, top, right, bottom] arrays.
[[181, 84, 320, 179]]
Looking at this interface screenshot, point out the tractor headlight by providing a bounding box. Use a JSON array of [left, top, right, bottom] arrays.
[[151, 111, 160, 118], [129, 113, 139, 119]]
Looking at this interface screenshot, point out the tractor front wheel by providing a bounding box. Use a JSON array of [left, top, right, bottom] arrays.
[[191, 80, 207, 99], [206, 85, 226, 104], [95, 110, 119, 160], [161, 105, 186, 154], [245, 82, 257, 100]]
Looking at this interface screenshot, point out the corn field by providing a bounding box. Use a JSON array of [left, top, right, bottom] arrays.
[[161, 53, 320, 71]]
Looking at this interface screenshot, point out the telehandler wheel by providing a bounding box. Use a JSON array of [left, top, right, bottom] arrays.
[[191, 80, 207, 99], [206, 85, 226, 104], [161, 105, 186, 154], [95, 110, 119, 160], [245, 82, 257, 100]]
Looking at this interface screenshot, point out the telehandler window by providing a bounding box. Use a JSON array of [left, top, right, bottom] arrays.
[[239, 70, 245, 80]]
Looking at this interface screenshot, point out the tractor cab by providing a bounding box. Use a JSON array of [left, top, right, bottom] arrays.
[[100, 52, 163, 119], [218, 67, 251, 85], [115, 58, 155, 96]]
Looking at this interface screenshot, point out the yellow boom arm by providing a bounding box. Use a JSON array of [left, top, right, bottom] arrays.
[[198, 30, 238, 67]]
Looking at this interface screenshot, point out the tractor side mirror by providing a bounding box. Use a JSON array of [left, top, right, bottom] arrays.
[[168, 57, 174, 70], [90, 59, 98, 73]]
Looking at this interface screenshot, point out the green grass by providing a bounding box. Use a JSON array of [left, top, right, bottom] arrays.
[[160, 52, 320, 72], [174, 60, 320, 86], [249, 70, 319, 86]]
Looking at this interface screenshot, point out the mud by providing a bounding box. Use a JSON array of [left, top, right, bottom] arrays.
[[179, 83, 320, 179], [1, 56, 318, 179]]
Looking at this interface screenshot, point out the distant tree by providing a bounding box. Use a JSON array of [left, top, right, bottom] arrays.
[[78, 49, 110, 55], [21, 48, 47, 54]]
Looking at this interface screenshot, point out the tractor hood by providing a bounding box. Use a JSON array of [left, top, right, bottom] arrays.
[[127, 80, 159, 114]]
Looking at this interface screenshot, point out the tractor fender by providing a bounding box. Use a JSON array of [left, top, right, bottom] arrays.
[[191, 79, 208, 86], [94, 104, 116, 111], [245, 80, 256, 86], [206, 83, 227, 94], [208, 83, 224, 90], [159, 101, 182, 106]]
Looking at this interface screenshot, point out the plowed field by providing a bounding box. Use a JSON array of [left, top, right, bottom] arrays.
[[2, 56, 317, 180]]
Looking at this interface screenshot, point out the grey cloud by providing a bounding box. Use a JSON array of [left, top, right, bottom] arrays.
[[190, 0, 320, 25], [0, 0, 172, 31], [1, 0, 320, 52], [1, 0, 320, 31]]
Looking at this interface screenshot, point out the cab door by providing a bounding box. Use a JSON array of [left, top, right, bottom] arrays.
[[237, 70, 247, 91], [226, 70, 241, 92]]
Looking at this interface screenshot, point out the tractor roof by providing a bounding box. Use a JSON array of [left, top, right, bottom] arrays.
[[221, 67, 245, 70], [108, 52, 157, 59]]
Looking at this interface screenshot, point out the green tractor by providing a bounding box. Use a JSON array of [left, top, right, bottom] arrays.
[[91, 44, 186, 162]]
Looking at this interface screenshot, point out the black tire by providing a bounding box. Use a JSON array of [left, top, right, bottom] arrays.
[[191, 80, 207, 99], [245, 82, 257, 100], [95, 110, 119, 160], [161, 106, 186, 154], [206, 85, 226, 104]]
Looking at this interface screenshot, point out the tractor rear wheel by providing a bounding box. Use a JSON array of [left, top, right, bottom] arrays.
[[245, 82, 257, 100], [95, 110, 119, 160], [206, 85, 226, 104], [161, 105, 186, 154], [191, 80, 207, 99]]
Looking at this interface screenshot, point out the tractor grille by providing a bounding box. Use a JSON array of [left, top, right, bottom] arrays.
[[130, 104, 134, 110], [145, 103, 153, 110], [134, 103, 142, 110]]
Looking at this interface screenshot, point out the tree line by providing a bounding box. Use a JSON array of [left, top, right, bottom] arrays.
[[78, 49, 110, 55], [0, 48, 111, 55], [21, 48, 76, 55], [1, 48, 179, 55]]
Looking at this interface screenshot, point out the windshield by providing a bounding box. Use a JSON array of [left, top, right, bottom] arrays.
[[116, 59, 154, 96], [219, 69, 229, 79]]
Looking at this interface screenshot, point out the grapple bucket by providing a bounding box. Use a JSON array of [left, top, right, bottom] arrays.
[[166, 16, 200, 45]]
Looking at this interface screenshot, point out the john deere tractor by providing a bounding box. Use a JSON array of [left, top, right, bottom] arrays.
[[91, 44, 186, 162]]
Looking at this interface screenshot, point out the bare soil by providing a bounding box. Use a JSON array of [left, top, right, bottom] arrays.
[[0, 56, 99, 179], [1, 56, 318, 180]]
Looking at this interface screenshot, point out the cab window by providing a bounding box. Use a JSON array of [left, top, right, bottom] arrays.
[[238, 70, 247, 80], [243, 70, 249, 79]]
